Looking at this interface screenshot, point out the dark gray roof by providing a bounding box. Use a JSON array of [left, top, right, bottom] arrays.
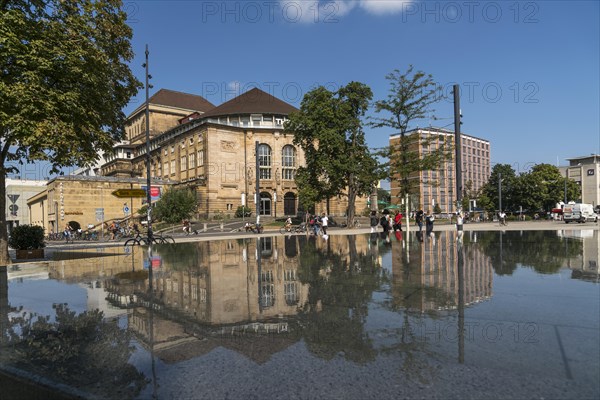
[[201, 87, 297, 118]]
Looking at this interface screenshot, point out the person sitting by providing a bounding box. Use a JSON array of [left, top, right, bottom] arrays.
[[284, 217, 293, 230]]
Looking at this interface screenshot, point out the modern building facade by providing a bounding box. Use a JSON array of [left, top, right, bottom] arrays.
[[560, 154, 600, 207], [389, 128, 491, 214]]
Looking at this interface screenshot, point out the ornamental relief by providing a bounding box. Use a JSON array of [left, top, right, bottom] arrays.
[[220, 140, 236, 152]]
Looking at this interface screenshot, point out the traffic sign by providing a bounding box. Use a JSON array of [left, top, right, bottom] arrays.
[[95, 208, 104, 222], [111, 189, 147, 198]]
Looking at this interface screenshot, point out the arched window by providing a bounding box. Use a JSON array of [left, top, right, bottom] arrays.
[[282, 145, 296, 180], [258, 144, 272, 179]]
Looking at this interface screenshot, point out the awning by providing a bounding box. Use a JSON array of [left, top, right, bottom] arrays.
[[551, 208, 563, 214]]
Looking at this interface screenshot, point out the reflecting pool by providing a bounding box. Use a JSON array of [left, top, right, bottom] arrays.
[[1, 230, 599, 399]]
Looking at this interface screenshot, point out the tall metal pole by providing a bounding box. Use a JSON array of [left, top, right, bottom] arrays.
[[453, 85, 462, 212], [145, 45, 153, 242], [255, 141, 260, 226], [564, 175, 567, 203], [498, 172, 502, 212]]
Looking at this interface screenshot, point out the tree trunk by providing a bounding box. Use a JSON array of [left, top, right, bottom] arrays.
[[347, 174, 356, 228], [0, 172, 10, 266]]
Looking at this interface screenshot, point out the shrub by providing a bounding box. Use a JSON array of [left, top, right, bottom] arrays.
[[8, 225, 46, 250], [235, 206, 252, 218]]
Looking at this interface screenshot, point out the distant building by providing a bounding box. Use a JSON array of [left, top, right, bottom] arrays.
[[389, 127, 491, 214], [560, 155, 600, 207], [4, 178, 46, 234]]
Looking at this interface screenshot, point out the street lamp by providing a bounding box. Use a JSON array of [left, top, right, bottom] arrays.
[[96, 186, 104, 239], [143, 44, 153, 242]]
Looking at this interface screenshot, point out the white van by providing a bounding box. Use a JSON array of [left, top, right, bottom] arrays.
[[563, 203, 598, 223]]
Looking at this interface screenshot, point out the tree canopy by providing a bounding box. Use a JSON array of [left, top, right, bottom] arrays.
[[478, 163, 581, 213], [370, 66, 451, 203], [286, 82, 379, 226], [152, 188, 197, 224], [0, 0, 141, 264]]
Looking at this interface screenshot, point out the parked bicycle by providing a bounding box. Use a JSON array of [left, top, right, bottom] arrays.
[[124, 233, 175, 246], [244, 222, 264, 234], [279, 223, 307, 234]]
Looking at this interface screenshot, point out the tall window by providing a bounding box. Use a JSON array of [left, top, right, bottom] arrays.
[[180, 155, 187, 170], [282, 145, 296, 180], [189, 152, 196, 169], [258, 144, 272, 180], [170, 160, 175, 175], [198, 149, 204, 166]]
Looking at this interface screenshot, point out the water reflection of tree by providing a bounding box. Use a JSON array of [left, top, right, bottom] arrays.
[[475, 231, 583, 275], [155, 242, 202, 270], [296, 235, 382, 363], [383, 234, 450, 384], [0, 304, 146, 398]]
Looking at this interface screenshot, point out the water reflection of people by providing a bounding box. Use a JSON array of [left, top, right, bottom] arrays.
[[415, 231, 424, 242], [370, 232, 379, 244], [394, 230, 402, 241], [425, 210, 435, 235]]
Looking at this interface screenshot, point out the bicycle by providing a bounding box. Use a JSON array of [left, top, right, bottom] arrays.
[[245, 223, 264, 234], [279, 223, 306, 234], [124, 232, 175, 246]]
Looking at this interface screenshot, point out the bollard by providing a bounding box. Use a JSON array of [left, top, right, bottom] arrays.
[[203, 223, 207, 232], [220, 222, 224, 232]]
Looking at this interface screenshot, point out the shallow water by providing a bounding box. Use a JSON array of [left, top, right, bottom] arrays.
[[1, 230, 598, 399]]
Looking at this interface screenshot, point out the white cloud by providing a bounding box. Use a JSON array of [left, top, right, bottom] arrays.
[[278, 0, 413, 23], [359, 0, 412, 15]]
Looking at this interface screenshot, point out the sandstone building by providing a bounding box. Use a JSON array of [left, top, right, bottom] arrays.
[[100, 87, 366, 218]]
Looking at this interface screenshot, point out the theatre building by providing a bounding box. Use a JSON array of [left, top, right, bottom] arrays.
[[100, 87, 366, 218]]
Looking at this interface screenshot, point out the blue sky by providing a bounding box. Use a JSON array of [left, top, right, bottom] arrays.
[[14, 0, 597, 180], [121, 0, 599, 174]]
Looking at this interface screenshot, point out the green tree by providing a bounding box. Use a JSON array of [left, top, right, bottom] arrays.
[[377, 188, 390, 207], [481, 164, 518, 212], [0, 0, 141, 264], [514, 164, 580, 212], [286, 82, 379, 227], [370, 66, 451, 207], [152, 187, 197, 224]]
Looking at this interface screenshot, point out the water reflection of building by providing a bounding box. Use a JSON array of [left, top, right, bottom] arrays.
[[558, 230, 600, 282], [41, 235, 375, 364], [391, 232, 493, 311], [47, 247, 144, 318]]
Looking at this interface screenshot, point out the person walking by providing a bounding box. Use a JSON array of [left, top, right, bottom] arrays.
[[321, 213, 329, 235], [381, 213, 390, 234], [416, 209, 424, 232], [370, 210, 378, 233], [393, 210, 403, 231], [425, 210, 435, 235]]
